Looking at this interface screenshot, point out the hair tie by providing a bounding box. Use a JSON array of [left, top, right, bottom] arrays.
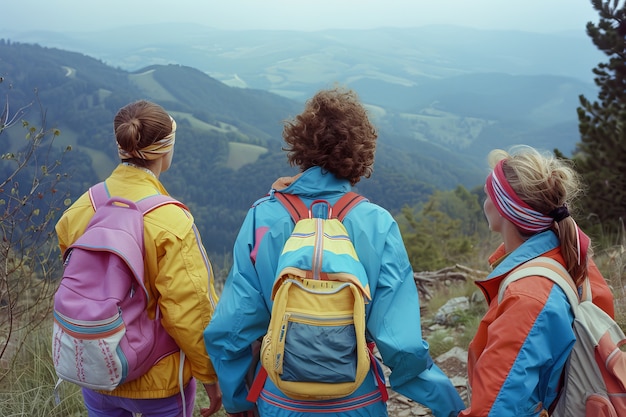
[[549, 205, 570, 222]]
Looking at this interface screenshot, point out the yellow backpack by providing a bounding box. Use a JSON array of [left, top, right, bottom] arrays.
[[249, 192, 378, 401]]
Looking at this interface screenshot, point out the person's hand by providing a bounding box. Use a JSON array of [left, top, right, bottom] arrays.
[[271, 173, 302, 191], [272, 176, 294, 190], [200, 382, 223, 417]]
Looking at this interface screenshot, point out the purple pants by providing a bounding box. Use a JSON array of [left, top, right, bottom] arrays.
[[82, 378, 196, 417]]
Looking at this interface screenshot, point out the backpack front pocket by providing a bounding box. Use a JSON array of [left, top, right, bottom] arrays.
[[52, 310, 127, 390], [278, 312, 357, 383], [260, 277, 370, 400], [586, 394, 619, 417]]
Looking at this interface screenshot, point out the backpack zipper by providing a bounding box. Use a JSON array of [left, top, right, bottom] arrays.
[[312, 218, 324, 279]]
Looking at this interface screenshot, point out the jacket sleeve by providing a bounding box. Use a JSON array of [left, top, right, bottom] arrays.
[[54, 193, 93, 254], [587, 257, 615, 318], [204, 208, 271, 413], [360, 215, 465, 417], [152, 207, 220, 384], [460, 279, 575, 416]]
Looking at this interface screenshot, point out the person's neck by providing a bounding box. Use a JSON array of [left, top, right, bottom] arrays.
[[123, 161, 159, 179], [502, 222, 528, 253]]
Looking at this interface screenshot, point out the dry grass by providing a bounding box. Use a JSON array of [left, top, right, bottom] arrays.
[[0, 325, 227, 416], [594, 244, 626, 330], [0, 328, 84, 417]]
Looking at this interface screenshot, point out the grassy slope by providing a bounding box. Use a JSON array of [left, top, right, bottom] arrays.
[[130, 71, 270, 172]]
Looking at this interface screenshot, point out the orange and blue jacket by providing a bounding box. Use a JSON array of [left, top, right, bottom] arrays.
[[460, 232, 614, 416]]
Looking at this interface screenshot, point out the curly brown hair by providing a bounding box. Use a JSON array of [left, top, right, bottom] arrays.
[[282, 87, 378, 186]]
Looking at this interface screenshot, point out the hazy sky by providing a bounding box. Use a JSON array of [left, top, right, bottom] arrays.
[[2, 0, 599, 33]]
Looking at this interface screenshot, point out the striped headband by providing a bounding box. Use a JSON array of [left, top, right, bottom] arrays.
[[486, 158, 589, 264], [118, 116, 176, 161], [485, 159, 553, 233]]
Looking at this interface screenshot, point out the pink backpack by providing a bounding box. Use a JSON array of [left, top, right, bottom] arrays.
[[52, 182, 183, 391]]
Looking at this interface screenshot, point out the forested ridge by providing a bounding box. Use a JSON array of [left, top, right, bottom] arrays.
[[4, 27, 616, 258], [1, 40, 473, 256]]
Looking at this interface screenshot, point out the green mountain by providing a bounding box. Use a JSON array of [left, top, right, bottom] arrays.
[[0, 40, 469, 254], [0, 33, 600, 254]]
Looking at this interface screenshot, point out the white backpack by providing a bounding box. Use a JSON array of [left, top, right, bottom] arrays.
[[499, 257, 626, 417]]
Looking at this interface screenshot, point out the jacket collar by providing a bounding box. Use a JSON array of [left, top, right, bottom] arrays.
[[111, 163, 169, 195], [486, 230, 560, 279], [275, 166, 351, 198], [475, 230, 560, 305]]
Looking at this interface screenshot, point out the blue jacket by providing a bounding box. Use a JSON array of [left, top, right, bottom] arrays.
[[204, 167, 464, 417]]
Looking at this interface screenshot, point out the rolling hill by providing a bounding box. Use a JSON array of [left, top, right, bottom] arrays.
[[0, 30, 602, 254]]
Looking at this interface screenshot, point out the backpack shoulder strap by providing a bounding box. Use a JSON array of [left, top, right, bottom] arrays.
[[274, 192, 309, 222], [498, 257, 581, 315], [274, 191, 367, 223], [332, 191, 367, 221], [88, 182, 187, 215], [88, 182, 109, 210], [136, 194, 188, 215]]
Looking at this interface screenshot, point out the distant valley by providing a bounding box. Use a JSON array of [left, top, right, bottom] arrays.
[[0, 25, 604, 254]]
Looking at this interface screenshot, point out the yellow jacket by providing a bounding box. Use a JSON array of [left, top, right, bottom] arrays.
[[55, 164, 219, 399]]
